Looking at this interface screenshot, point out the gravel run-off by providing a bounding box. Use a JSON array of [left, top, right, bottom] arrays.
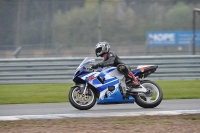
[[0, 114, 200, 133]]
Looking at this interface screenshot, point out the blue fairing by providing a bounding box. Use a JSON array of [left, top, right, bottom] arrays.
[[73, 61, 92, 80], [73, 62, 135, 104], [73, 68, 90, 80], [97, 87, 134, 104]]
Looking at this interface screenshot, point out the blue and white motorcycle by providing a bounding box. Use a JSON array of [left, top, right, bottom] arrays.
[[68, 57, 163, 110]]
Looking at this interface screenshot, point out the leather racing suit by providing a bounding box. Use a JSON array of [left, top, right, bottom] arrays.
[[93, 51, 139, 86]]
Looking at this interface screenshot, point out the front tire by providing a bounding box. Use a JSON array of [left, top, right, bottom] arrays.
[[134, 80, 163, 108], [68, 85, 96, 110]]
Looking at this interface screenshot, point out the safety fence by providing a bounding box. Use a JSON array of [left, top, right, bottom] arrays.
[[0, 55, 200, 84]]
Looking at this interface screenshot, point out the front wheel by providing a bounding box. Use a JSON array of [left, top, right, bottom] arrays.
[[68, 85, 96, 110], [134, 80, 163, 108]]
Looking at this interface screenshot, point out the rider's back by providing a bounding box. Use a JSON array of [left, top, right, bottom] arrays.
[[102, 51, 124, 67]]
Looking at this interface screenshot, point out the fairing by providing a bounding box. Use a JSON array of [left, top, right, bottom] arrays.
[[73, 57, 134, 104]]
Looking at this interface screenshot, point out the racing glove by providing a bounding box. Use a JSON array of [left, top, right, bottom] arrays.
[[91, 63, 104, 69], [91, 64, 99, 69]]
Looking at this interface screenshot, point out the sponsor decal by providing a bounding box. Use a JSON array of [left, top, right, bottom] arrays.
[[100, 87, 119, 100], [88, 75, 95, 81]]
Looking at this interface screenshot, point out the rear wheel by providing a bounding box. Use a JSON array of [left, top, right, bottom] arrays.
[[134, 80, 163, 108], [68, 85, 96, 110]]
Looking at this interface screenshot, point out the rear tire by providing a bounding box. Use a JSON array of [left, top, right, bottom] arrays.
[[134, 80, 163, 108]]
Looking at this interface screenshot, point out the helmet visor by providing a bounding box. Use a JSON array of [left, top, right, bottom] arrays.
[[95, 47, 102, 56]]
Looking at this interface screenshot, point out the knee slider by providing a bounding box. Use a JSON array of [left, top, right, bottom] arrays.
[[117, 64, 128, 75]]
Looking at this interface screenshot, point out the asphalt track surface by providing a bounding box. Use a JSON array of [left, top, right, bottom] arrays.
[[0, 99, 200, 117]]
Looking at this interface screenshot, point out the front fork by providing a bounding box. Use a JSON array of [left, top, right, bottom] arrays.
[[82, 83, 88, 95], [73, 83, 88, 95]]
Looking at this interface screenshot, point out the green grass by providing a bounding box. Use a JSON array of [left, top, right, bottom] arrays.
[[0, 83, 73, 104], [0, 80, 200, 104], [156, 80, 200, 99]]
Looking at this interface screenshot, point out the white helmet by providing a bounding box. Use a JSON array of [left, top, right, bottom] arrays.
[[95, 42, 110, 57]]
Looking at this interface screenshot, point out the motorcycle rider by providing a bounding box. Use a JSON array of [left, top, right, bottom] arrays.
[[91, 42, 139, 88]]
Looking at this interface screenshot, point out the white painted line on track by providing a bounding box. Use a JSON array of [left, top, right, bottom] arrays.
[[0, 110, 200, 121]]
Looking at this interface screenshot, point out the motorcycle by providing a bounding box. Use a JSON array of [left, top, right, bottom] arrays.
[[68, 57, 163, 110]]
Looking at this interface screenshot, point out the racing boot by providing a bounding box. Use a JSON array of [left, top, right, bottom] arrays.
[[127, 72, 140, 88]]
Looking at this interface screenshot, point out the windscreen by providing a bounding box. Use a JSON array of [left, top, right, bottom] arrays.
[[76, 57, 95, 71]]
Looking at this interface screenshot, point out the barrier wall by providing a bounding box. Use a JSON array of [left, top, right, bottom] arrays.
[[0, 55, 200, 84]]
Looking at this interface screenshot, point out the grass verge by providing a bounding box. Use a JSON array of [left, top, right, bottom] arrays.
[[0, 80, 199, 104]]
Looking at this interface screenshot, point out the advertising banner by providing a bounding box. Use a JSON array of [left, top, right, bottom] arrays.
[[146, 31, 200, 46]]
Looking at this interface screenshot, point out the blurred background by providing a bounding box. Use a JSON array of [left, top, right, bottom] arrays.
[[0, 0, 200, 58]]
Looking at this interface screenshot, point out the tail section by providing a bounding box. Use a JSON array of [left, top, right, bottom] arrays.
[[133, 65, 158, 78]]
